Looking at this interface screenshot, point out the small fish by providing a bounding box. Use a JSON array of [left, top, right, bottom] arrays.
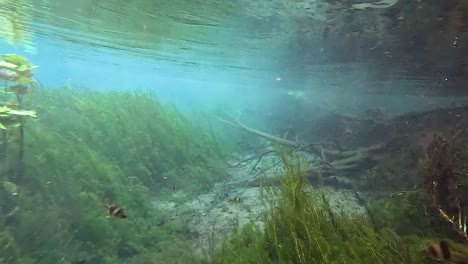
[[421, 240, 468, 263], [104, 204, 127, 219]]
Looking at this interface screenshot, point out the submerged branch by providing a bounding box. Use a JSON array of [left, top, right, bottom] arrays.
[[217, 116, 300, 148]]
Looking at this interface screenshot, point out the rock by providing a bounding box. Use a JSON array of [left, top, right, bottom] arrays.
[[317, 187, 367, 216]]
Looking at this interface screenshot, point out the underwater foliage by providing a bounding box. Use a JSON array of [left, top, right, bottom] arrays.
[[208, 149, 429, 264], [417, 132, 468, 241], [367, 191, 450, 238], [0, 87, 224, 263], [31, 87, 225, 192], [358, 149, 420, 192]]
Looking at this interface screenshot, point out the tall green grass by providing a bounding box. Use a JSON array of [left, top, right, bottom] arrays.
[[208, 148, 428, 264], [0, 87, 224, 263]]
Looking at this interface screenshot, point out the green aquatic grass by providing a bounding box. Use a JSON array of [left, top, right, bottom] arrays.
[[208, 148, 430, 264], [0, 87, 444, 264], [0, 87, 224, 263], [32, 87, 225, 192]]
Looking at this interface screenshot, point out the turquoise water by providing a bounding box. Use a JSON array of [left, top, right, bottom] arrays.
[[2, 1, 468, 263], [3, 0, 467, 112]]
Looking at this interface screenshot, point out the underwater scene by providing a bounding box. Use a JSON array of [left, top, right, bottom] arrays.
[[1, 0, 468, 263]]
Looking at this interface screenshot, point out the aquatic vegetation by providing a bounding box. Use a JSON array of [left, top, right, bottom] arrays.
[[367, 191, 450, 238], [31, 87, 224, 192], [418, 133, 468, 241], [0, 54, 38, 83], [208, 148, 428, 264], [0, 87, 225, 263], [0, 53, 38, 185], [358, 149, 420, 191]]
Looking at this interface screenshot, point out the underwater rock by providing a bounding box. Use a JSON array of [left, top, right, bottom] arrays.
[[317, 187, 368, 216]]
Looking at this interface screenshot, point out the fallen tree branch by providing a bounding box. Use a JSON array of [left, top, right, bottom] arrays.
[[217, 116, 300, 148], [311, 143, 385, 159], [251, 150, 276, 173], [218, 115, 385, 158], [218, 113, 385, 183], [217, 113, 385, 170]]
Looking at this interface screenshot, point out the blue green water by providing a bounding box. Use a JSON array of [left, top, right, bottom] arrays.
[[1, 1, 468, 262], [2, 0, 467, 113]]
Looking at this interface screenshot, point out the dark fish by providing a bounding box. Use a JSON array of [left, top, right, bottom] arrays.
[[421, 240, 468, 263], [104, 204, 127, 219]]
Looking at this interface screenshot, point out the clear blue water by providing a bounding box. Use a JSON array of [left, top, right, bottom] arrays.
[[1, 0, 468, 114]]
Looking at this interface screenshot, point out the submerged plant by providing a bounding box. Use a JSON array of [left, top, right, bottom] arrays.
[[0, 87, 226, 263], [0, 53, 38, 182], [209, 147, 427, 264]]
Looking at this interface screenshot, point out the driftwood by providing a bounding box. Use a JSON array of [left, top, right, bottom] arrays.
[[227, 103, 468, 196], [217, 114, 384, 178], [216, 116, 300, 149]]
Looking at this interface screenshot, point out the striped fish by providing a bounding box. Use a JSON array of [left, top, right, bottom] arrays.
[[104, 204, 127, 219]]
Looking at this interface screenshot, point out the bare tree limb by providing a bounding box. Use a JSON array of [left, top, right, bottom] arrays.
[[217, 115, 300, 148]]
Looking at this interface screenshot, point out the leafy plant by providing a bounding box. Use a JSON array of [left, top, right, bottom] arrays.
[[0, 54, 38, 184]]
